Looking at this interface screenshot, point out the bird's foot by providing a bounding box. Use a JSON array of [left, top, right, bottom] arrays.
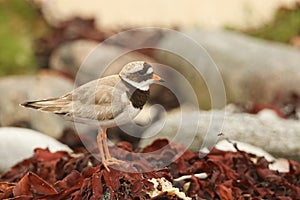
[[102, 158, 125, 172]]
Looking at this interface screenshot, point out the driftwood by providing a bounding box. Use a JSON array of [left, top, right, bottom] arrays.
[[140, 109, 300, 160]]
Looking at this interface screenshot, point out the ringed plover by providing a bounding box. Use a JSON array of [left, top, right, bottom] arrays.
[[21, 61, 163, 171]]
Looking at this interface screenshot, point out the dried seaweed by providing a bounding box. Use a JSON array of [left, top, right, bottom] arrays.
[[0, 139, 300, 199]]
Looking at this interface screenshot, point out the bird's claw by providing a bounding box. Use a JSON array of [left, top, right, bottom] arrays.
[[102, 158, 124, 172]]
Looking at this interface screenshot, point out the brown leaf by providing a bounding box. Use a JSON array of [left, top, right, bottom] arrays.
[[34, 148, 70, 162], [90, 171, 103, 200], [0, 182, 15, 199], [215, 185, 234, 200], [13, 172, 57, 197]]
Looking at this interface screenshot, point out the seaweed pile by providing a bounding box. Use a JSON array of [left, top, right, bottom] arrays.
[[0, 139, 299, 199]]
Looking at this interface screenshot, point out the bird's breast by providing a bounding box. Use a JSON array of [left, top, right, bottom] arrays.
[[127, 89, 150, 109]]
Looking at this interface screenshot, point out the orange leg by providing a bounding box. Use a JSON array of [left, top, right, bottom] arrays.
[[97, 129, 123, 172], [97, 129, 110, 171], [102, 129, 112, 159], [102, 129, 124, 165]]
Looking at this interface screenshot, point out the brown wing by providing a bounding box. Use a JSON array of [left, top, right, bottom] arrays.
[[70, 75, 128, 121], [21, 75, 129, 121]]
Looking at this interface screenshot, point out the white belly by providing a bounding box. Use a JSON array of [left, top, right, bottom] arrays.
[[72, 103, 141, 129], [110, 103, 141, 127]]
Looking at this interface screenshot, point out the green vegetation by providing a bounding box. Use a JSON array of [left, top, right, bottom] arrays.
[[243, 5, 300, 43], [0, 0, 46, 76]]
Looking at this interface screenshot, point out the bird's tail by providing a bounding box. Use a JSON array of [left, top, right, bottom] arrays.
[[20, 95, 71, 115]]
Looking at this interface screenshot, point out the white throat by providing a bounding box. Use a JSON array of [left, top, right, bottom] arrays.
[[122, 77, 152, 91]]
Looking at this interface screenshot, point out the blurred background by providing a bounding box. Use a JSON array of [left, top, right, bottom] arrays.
[[1, 0, 300, 157], [1, 0, 299, 75]]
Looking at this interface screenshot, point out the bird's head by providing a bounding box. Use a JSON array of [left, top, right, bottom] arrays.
[[119, 61, 163, 91]]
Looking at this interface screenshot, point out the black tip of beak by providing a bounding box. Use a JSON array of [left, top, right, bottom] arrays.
[[158, 78, 165, 82], [152, 74, 165, 82]]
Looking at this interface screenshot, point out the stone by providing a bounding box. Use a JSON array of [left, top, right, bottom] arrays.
[[0, 72, 74, 138], [0, 127, 72, 172]]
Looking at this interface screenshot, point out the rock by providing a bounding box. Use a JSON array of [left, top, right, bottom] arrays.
[[0, 72, 73, 138], [0, 127, 72, 172], [154, 29, 300, 107], [50, 40, 99, 78], [50, 40, 156, 85], [139, 109, 300, 161]]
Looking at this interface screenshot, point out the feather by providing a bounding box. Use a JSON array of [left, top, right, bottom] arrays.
[[20, 96, 71, 115]]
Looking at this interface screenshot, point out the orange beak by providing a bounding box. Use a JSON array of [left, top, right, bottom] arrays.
[[152, 74, 164, 82]]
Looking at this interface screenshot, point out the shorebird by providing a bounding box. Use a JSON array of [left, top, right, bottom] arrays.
[[21, 61, 163, 171]]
